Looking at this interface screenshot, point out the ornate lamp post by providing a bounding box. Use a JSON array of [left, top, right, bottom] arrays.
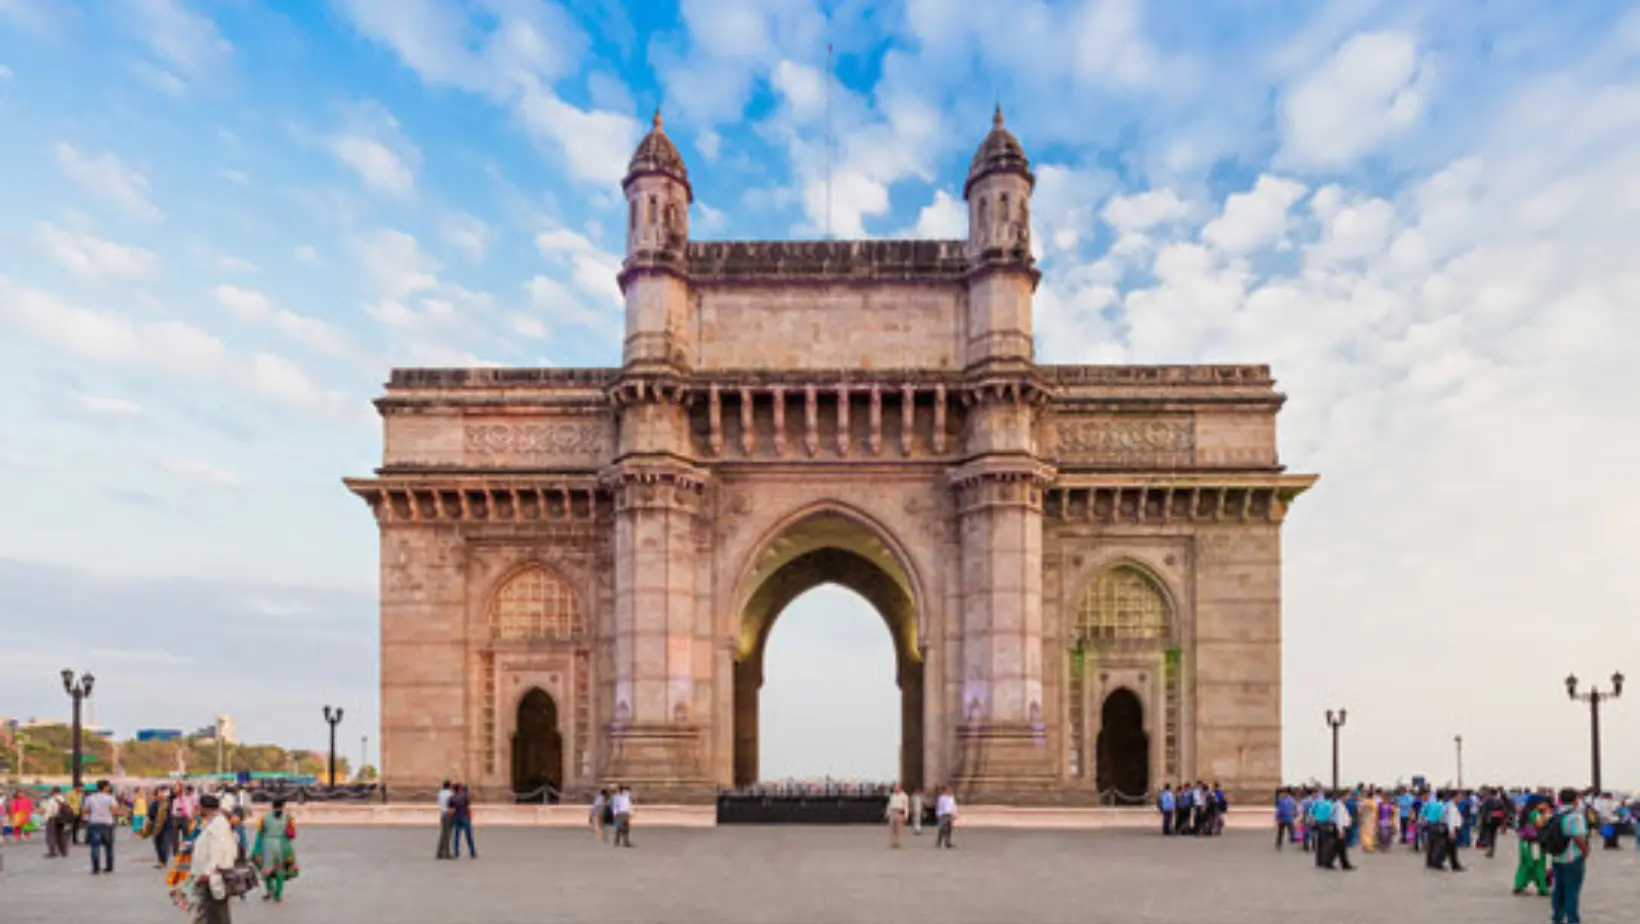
[[322, 705, 344, 788], [1566, 672, 1623, 792], [1324, 708, 1347, 793], [61, 670, 95, 791], [1454, 734, 1464, 789]]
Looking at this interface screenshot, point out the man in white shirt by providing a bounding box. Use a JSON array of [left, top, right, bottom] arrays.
[[40, 787, 69, 858], [189, 796, 239, 923], [1440, 793, 1467, 871], [885, 784, 910, 848], [934, 785, 957, 849], [611, 785, 634, 847], [435, 780, 454, 859], [83, 780, 121, 875]]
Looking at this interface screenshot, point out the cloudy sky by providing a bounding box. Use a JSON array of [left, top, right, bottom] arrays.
[[2, 0, 1637, 789]]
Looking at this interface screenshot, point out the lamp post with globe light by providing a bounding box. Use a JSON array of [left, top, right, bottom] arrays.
[[61, 670, 95, 792], [322, 705, 344, 788], [1325, 708, 1347, 794], [1566, 672, 1623, 792]]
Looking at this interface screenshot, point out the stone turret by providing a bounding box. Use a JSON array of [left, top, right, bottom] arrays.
[[620, 111, 692, 369], [963, 107, 1038, 370]]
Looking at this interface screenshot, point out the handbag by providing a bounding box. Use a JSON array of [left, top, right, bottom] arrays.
[[221, 860, 261, 898]]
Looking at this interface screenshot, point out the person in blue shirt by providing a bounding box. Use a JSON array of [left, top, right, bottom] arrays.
[[1158, 784, 1175, 836], [1549, 787, 1590, 924], [1395, 790, 1415, 845], [1274, 789, 1297, 850]]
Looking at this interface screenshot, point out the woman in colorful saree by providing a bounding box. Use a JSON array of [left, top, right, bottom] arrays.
[[251, 799, 299, 903]]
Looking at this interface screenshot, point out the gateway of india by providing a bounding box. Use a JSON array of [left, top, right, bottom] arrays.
[[345, 110, 1315, 804]]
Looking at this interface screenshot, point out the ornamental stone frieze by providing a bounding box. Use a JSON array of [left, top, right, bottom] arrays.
[[343, 477, 605, 525]]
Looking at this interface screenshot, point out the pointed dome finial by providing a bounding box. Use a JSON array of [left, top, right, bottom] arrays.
[[652, 108, 663, 131], [965, 104, 1034, 199], [993, 104, 1004, 129]]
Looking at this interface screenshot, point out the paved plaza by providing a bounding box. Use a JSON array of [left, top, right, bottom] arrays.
[[4, 826, 1636, 923]]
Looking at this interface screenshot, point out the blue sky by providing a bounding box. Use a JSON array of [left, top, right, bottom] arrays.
[[2, 0, 1639, 787]]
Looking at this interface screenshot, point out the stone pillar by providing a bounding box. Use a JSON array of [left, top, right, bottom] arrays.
[[949, 462, 1056, 795], [732, 657, 761, 787], [604, 464, 711, 794]]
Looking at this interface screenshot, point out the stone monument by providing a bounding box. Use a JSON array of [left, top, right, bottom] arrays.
[[345, 109, 1316, 803]]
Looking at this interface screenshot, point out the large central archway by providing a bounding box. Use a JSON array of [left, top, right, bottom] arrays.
[[733, 511, 923, 791]]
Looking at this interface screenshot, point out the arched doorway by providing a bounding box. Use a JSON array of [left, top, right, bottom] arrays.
[[512, 688, 563, 803], [1095, 688, 1149, 800], [733, 512, 923, 792]]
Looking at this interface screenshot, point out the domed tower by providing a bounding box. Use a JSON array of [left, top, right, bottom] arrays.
[[963, 106, 1039, 370], [619, 110, 693, 369]]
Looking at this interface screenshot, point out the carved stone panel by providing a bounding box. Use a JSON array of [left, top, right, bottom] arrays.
[[463, 420, 614, 468], [1048, 415, 1195, 468]]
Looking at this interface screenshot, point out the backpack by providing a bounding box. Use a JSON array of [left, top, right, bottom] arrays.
[[1536, 811, 1572, 857], [1312, 801, 1334, 824]]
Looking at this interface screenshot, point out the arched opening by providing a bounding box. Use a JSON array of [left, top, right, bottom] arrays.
[[758, 586, 899, 780], [1096, 688, 1148, 798], [511, 688, 563, 803], [733, 512, 923, 792]]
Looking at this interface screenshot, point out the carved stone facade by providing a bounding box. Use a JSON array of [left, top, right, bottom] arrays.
[[346, 110, 1315, 803]]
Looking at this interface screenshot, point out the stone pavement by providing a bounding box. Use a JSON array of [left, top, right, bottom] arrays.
[[3, 826, 1635, 923]]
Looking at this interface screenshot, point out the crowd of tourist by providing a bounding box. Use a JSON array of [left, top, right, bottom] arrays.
[[1268, 784, 1638, 924], [2, 780, 302, 922]]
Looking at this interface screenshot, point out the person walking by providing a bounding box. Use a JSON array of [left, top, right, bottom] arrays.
[[187, 796, 239, 924], [909, 788, 925, 836], [83, 780, 121, 875], [434, 780, 454, 860], [590, 788, 609, 843], [885, 784, 909, 848], [41, 788, 69, 858], [1159, 784, 1176, 836], [1546, 788, 1590, 924], [611, 785, 634, 847], [449, 784, 477, 860], [1512, 797, 1551, 896], [251, 799, 299, 904], [1274, 788, 1296, 849], [933, 785, 957, 849]]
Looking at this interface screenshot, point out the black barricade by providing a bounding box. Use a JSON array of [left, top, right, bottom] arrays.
[[717, 794, 890, 825]]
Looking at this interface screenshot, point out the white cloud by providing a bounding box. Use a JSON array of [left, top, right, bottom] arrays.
[[338, 1, 633, 187], [218, 255, 259, 273], [293, 245, 318, 264], [219, 169, 248, 184], [442, 212, 492, 262], [70, 392, 143, 420], [0, 277, 358, 421], [1201, 175, 1307, 254], [54, 143, 163, 220], [695, 129, 721, 161], [1102, 188, 1191, 234], [329, 101, 421, 197], [159, 457, 240, 488], [358, 229, 438, 299], [535, 229, 622, 306], [771, 59, 826, 122], [127, 0, 232, 80], [1279, 31, 1429, 168], [514, 85, 640, 185], [0, 64, 12, 80], [908, 189, 966, 238], [508, 314, 550, 339], [694, 201, 727, 235], [214, 284, 353, 358], [37, 222, 160, 281], [213, 284, 269, 321]]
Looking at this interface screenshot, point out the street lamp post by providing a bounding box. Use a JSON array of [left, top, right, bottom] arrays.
[[1325, 708, 1347, 793], [360, 735, 368, 782], [1454, 735, 1464, 789], [60, 670, 95, 792], [322, 706, 344, 788], [1566, 672, 1624, 793]]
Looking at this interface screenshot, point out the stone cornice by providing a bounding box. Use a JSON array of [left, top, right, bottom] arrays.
[[342, 476, 606, 525], [1045, 474, 1317, 525], [687, 239, 969, 284], [946, 456, 1059, 491]]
